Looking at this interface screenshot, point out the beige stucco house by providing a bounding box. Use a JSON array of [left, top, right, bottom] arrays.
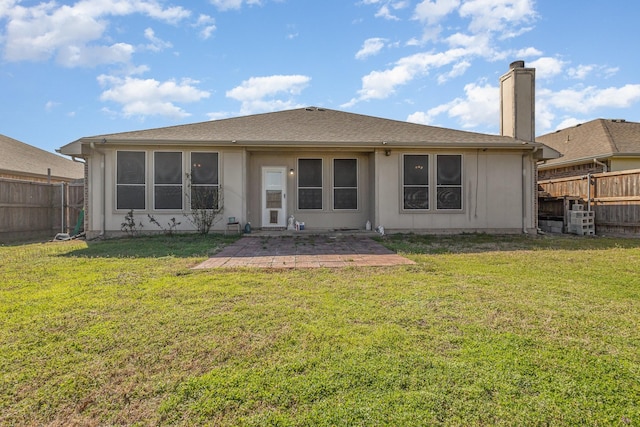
[[537, 119, 640, 180], [59, 62, 558, 238]]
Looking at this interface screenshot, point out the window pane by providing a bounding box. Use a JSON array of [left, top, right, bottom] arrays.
[[191, 152, 218, 184], [404, 187, 429, 210], [404, 155, 428, 185], [155, 152, 182, 184], [334, 159, 357, 188], [117, 185, 145, 210], [117, 151, 145, 184], [437, 187, 461, 209], [334, 189, 357, 210], [298, 159, 322, 187], [155, 186, 183, 209], [437, 155, 461, 185], [266, 190, 282, 208], [298, 188, 322, 210], [191, 187, 219, 210]]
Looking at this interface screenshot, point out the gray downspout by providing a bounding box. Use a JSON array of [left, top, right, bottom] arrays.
[[593, 158, 608, 173], [522, 147, 540, 234], [60, 182, 65, 233], [522, 153, 527, 233], [586, 173, 592, 212], [90, 142, 106, 237]]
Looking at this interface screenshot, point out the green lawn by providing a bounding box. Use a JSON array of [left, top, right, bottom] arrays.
[[1, 234, 639, 426]]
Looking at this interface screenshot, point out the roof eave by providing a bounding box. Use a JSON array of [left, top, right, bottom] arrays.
[[538, 152, 640, 170], [538, 153, 616, 170], [71, 137, 544, 151]]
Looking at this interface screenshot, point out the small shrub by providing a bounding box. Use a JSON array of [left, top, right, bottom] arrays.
[[147, 214, 181, 236], [120, 210, 143, 237], [184, 174, 224, 235]]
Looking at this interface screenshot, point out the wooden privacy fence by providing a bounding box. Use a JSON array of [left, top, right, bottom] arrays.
[[0, 178, 84, 243], [538, 169, 640, 235]]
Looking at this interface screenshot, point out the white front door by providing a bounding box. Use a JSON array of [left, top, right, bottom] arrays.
[[262, 167, 287, 228]]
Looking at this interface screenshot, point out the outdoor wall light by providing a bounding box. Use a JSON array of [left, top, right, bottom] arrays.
[[384, 149, 391, 156], [289, 168, 295, 175]]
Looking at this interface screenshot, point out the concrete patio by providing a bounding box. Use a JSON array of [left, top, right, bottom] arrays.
[[193, 234, 415, 269]]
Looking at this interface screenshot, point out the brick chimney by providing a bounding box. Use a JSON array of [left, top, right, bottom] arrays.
[[500, 60, 535, 142]]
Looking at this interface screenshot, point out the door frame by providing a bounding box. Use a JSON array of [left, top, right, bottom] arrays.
[[261, 166, 287, 228]]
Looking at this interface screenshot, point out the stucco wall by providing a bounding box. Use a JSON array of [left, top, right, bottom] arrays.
[[247, 151, 372, 230], [85, 145, 246, 237], [374, 149, 535, 233], [610, 158, 640, 172], [84, 144, 537, 237]]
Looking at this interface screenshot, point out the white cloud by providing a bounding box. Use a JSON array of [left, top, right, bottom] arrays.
[[364, 0, 408, 20], [528, 57, 565, 79], [414, 0, 460, 25], [206, 111, 232, 120], [554, 117, 583, 131], [459, 0, 536, 34], [437, 60, 470, 84], [545, 84, 640, 115], [375, 4, 400, 20], [351, 0, 537, 107], [515, 47, 542, 58], [355, 38, 387, 60], [406, 110, 432, 125], [343, 48, 467, 106], [534, 83, 640, 134], [143, 28, 172, 52], [45, 100, 60, 112], [194, 14, 216, 39], [408, 82, 499, 130], [1, 0, 190, 66], [226, 74, 311, 114], [97, 74, 210, 118], [567, 64, 594, 80], [57, 43, 135, 67], [209, 0, 262, 11], [445, 32, 492, 57]]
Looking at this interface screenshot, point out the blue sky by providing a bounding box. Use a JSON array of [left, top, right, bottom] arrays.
[[2, 0, 640, 154]]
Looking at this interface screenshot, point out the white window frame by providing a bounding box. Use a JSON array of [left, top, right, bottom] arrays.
[[297, 158, 323, 210], [436, 154, 463, 211], [402, 154, 430, 211], [332, 158, 358, 210], [116, 150, 146, 211], [153, 151, 183, 211], [189, 151, 220, 210]]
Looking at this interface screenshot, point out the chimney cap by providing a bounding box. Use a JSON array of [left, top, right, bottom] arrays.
[[510, 60, 525, 69]]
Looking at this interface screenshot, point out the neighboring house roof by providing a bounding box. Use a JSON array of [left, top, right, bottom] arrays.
[[537, 119, 640, 168], [0, 133, 84, 181], [61, 107, 555, 158]]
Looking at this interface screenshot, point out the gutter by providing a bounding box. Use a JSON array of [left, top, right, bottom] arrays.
[[593, 158, 608, 172], [76, 136, 548, 150]]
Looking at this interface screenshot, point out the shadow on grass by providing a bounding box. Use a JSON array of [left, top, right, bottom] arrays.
[[63, 234, 242, 259], [377, 232, 640, 255], [56, 232, 640, 260]]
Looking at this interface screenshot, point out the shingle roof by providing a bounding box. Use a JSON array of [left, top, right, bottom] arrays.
[[0, 134, 84, 180], [69, 107, 528, 146], [536, 119, 640, 166]]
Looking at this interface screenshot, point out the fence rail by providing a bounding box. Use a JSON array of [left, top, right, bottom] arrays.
[[538, 169, 640, 235], [0, 178, 84, 243]]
